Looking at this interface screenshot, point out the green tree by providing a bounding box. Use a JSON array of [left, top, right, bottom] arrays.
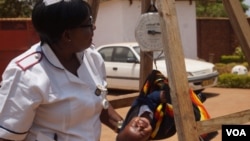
[[0, 0, 249, 18], [0, 0, 37, 18], [196, 0, 249, 17]]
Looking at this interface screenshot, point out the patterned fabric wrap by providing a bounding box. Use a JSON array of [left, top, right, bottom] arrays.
[[121, 70, 213, 140]]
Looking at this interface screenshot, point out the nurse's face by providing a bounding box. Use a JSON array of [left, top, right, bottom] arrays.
[[68, 15, 96, 52]]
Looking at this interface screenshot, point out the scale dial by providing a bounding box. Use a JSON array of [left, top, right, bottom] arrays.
[[135, 12, 163, 51]]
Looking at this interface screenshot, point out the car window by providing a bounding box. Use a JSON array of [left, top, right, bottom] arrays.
[[98, 47, 113, 61], [133, 46, 140, 55], [99, 46, 137, 63], [113, 47, 130, 62]]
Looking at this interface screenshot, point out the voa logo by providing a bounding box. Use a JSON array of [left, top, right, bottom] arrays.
[[226, 129, 247, 136]]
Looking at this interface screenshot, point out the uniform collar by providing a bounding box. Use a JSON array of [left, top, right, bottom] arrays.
[[41, 43, 84, 70]]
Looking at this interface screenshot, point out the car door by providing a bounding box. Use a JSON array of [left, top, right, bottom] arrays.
[[98, 46, 140, 90]]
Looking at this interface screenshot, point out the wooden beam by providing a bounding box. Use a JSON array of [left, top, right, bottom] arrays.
[[156, 1, 199, 141], [88, 0, 100, 23], [222, 0, 250, 65], [139, 0, 153, 90], [197, 109, 250, 135], [108, 93, 138, 109]]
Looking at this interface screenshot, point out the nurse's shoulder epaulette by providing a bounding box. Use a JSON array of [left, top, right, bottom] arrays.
[[16, 51, 43, 71]]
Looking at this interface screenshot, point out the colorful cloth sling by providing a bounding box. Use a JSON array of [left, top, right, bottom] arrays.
[[120, 70, 217, 140]]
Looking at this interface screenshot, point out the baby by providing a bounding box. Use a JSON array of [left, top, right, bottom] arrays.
[[116, 70, 218, 141], [116, 114, 152, 141], [117, 90, 169, 141]]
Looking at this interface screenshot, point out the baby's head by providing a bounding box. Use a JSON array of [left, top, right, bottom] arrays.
[[117, 117, 152, 141]]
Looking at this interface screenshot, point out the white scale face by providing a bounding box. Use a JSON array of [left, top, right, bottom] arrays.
[[135, 12, 163, 52]]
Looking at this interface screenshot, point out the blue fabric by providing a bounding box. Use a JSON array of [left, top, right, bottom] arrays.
[[132, 91, 161, 112]]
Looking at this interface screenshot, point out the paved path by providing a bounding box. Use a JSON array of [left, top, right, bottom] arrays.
[[101, 87, 250, 141]]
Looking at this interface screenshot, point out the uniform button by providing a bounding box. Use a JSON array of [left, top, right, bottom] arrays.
[[102, 99, 109, 109], [35, 54, 40, 59]]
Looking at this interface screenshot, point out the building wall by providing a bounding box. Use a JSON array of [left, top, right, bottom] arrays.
[[197, 17, 250, 63], [93, 0, 198, 59], [0, 19, 39, 77]]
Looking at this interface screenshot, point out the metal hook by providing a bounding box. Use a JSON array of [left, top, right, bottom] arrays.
[[147, 0, 158, 12], [150, 0, 154, 5]]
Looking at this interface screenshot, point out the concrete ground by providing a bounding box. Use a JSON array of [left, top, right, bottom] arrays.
[[101, 87, 250, 141]]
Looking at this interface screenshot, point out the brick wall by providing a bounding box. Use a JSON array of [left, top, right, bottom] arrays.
[[197, 17, 250, 63], [0, 18, 39, 77]]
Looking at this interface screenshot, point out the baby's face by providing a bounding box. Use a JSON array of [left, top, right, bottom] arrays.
[[125, 117, 152, 141]]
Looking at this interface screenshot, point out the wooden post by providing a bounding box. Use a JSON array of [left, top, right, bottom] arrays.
[[156, 1, 199, 141], [88, 0, 100, 23], [222, 0, 250, 65], [139, 0, 153, 90]]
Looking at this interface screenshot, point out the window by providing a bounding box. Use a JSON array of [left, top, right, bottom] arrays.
[[98, 46, 137, 63], [98, 47, 113, 61]]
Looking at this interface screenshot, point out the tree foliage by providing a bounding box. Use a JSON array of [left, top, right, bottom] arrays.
[[196, 0, 249, 17], [0, 0, 249, 18], [0, 0, 37, 18]]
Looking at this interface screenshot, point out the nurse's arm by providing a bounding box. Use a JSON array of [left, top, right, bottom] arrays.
[[100, 105, 123, 133]]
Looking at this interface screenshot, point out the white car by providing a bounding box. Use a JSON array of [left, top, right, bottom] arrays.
[[96, 42, 218, 93]]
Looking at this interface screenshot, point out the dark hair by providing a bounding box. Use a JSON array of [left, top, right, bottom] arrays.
[[32, 0, 92, 45]]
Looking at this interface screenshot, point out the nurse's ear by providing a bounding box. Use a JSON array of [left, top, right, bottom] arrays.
[[62, 30, 72, 43]]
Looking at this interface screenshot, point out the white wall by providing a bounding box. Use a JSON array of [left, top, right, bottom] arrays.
[[93, 0, 198, 59], [175, 1, 197, 58], [244, 0, 250, 16], [93, 0, 141, 46]]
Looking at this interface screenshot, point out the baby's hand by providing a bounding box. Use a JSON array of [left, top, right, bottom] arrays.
[[130, 117, 152, 134]]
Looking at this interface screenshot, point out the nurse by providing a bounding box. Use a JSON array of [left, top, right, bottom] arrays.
[[0, 0, 124, 140]]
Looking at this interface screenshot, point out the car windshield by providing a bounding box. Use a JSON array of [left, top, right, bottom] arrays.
[[133, 46, 165, 60]]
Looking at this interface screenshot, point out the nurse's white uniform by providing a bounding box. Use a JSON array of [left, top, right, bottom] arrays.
[[0, 42, 107, 141]]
